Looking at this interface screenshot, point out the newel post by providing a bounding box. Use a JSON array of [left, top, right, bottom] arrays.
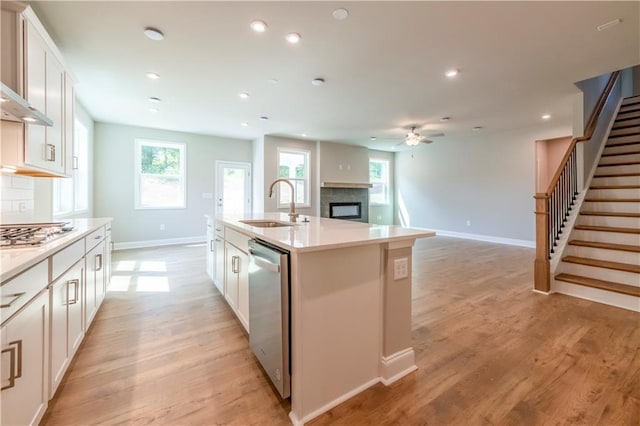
[[534, 194, 550, 292]]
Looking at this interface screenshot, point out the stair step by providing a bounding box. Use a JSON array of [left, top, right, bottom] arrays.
[[616, 111, 640, 121], [583, 198, 640, 203], [574, 224, 640, 234], [568, 239, 640, 253], [622, 95, 640, 106], [618, 105, 640, 115], [580, 211, 640, 218], [602, 143, 640, 156], [594, 172, 640, 178], [555, 273, 640, 297], [609, 126, 640, 138], [601, 151, 640, 158], [589, 185, 640, 190], [597, 161, 640, 167], [612, 117, 640, 129], [606, 135, 640, 146], [562, 256, 640, 274]]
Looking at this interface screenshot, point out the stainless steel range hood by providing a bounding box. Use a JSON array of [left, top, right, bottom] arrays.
[[0, 82, 52, 126]]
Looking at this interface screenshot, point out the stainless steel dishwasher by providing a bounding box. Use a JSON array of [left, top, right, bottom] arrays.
[[248, 239, 290, 398]]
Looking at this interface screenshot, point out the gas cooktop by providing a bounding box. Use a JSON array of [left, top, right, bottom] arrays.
[[0, 222, 74, 248]]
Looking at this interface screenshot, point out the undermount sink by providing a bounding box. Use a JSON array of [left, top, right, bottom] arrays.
[[239, 220, 293, 228]]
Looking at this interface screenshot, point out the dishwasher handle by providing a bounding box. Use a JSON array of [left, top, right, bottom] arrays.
[[249, 249, 281, 273]]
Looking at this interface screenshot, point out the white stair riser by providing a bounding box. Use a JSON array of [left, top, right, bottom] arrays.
[[599, 153, 640, 164], [595, 164, 640, 174], [551, 280, 640, 312], [587, 188, 640, 199], [577, 215, 640, 228], [571, 229, 640, 245], [566, 245, 640, 265], [591, 175, 640, 186], [582, 201, 640, 213], [603, 144, 640, 156], [559, 262, 640, 287]]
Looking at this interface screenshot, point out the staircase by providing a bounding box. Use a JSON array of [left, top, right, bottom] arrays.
[[554, 95, 640, 311]]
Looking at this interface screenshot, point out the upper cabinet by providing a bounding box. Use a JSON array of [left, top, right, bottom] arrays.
[[0, 4, 75, 177], [318, 142, 370, 185]]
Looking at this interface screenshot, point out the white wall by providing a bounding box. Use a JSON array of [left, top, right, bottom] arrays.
[[93, 122, 252, 244], [252, 136, 265, 214], [369, 150, 395, 225], [317, 141, 369, 184], [396, 124, 569, 243]]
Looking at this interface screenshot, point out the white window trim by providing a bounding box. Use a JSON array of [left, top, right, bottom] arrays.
[[134, 139, 187, 210], [277, 147, 311, 209], [369, 158, 390, 206]]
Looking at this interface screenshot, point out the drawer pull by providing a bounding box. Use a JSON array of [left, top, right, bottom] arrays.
[[68, 279, 80, 305], [210, 240, 214, 252], [1, 346, 16, 391], [94, 235, 102, 240], [96, 254, 103, 271], [46, 144, 56, 162], [0, 292, 26, 309]]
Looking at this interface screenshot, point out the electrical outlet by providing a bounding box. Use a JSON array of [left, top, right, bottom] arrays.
[[160, 224, 165, 231], [393, 258, 409, 280]]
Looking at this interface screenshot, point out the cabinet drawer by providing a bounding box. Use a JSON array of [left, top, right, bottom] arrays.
[[51, 239, 84, 282], [0, 260, 47, 325], [225, 227, 250, 253], [85, 226, 105, 251]]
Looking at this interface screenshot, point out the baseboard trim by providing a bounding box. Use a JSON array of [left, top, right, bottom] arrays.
[[113, 236, 206, 251], [532, 289, 550, 295], [380, 348, 417, 385], [431, 229, 535, 248], [291, 377, 381, 425]]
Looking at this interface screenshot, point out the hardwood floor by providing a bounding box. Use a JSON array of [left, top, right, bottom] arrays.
[[41, 237, 639, 425]]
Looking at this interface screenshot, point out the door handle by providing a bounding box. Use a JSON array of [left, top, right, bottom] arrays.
[[250, 253, 281, 273], [0, 292, 25, 309], [1, 346, 16, 391]]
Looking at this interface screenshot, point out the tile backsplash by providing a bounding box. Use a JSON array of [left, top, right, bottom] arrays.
[[0, 174, 35, 223]]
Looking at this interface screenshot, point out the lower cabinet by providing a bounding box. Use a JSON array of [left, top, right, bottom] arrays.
[[206, 226, 214, 281], [225, 242, 249, 332], [1, 291, 49, 426], [85, 240, 106, 330], [49, 259, 83, 397], [214, 236, 225, 294]]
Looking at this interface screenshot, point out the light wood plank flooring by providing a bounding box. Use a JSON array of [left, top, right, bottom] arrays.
[[42, 237, 639, 425]]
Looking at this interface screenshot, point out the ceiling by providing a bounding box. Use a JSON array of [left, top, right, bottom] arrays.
[[29, 1, 640, 151]]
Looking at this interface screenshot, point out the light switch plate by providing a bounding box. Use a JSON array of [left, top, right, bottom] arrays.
[[393, 258, 408, 280]]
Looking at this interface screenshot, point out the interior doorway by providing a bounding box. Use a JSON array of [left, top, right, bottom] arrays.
[[215, 161, 252, 217]]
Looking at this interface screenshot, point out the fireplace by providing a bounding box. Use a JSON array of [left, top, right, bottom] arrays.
[[320, 187, 369, 223], [329, 202, 362, 220]]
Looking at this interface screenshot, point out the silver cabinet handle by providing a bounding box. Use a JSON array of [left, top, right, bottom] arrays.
[[0, 292, 25, 309], [72, 155, 79, 170], [215, 227, 222, 232], [1, 346, 16, 391], [232, 255, 239, 273], [67, 279, 79, 305], [210, 240, 214, 252], [94, 235, 101, 240], [96, 254, 103, 271], [46, 144, 56, 162]]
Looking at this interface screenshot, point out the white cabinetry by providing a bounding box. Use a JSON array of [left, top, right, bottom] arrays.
[[1, 290, 49, 426], [49, 259, 83, 397], [206, 221, 214, 281], [224, 227, 250, 332], [63, 72, 75, 176], [85, 241, 105, 328]]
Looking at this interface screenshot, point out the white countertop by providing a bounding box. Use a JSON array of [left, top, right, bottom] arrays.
[[216, 213, 435, 253], [0, 218, 112, 283]]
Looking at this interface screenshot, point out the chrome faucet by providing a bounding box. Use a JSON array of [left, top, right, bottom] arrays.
[[268, 179, 299, 222]]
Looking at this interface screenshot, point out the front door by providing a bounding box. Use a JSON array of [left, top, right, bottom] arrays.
[[215, 161, 251, 217]]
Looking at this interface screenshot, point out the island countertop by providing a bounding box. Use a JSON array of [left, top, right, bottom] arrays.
[[214, 213, 435, 253], [0, 218, 112, 283]]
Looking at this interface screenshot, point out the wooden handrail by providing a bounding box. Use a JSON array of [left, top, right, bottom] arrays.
[[538, 70, 620, 198]]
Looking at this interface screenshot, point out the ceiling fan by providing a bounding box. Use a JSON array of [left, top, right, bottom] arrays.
[[395, 127, 444, 147]]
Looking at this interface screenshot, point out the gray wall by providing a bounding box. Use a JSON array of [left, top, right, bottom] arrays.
[[94, 122, 251, 244], [396, 124, 569, 242], [575, 72, 612, 128], [634, 65, 640, 96], [369, 150, 395, 225]]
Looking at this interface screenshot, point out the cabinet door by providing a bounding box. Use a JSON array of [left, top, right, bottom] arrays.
[[24, 20, 47, 169], [225, 243, 239, 309], [1, 291, 49, 426], [105, 233, 112, 288], [214, 237, 225, 294], [45, 53, 64, 173], [92, 241, 106, 310], [237, 251, 249, 332], [84, 248, 97, 328], [63, 72, 75, 176], [206, 230, 214, 281], [66, 261, 84, 360]]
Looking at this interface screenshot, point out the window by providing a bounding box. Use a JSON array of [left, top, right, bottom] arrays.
[[53, 119, 89, 217], [135, 139, 186, 209], [277, 148, 310, 207], [369, 159, 390, 205]]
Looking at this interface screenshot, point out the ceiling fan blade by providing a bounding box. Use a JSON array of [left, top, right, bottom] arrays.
[[420, 139, 434, 144]]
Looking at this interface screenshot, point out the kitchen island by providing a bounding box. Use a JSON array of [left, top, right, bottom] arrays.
[[214, 213, 434, 425]]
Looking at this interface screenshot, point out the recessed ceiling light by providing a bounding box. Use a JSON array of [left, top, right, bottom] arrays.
[[149, 108, 159, 113], [370, 136, 377, 141], [311, 78, 325, 86], [146, 72, 160, 80], [445, 69, 459, 78], [333, 8, 349, 20], [250, 20, 267, 32], [267, 78, 279, 84], [241, 122, 249, 127], [301, 133, 307, 137], [285, 32, 301, 44], [148, 97, 161, 103], [542, 114, 551, 120], [260, 116, 269, 121], [472, 126, 483, 131], [239, 92, 250, 99], [440, 117, 451, 122], [143, 27, 164, 41], [597, 18, 622, 32], [22, 116, 37, 122]]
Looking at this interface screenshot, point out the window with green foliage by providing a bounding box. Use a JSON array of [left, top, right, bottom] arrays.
[[135, 139, 186, 209], [369, 159, 389, 205], [53, 119, 89, 217], [277, 148, 310, 207]]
